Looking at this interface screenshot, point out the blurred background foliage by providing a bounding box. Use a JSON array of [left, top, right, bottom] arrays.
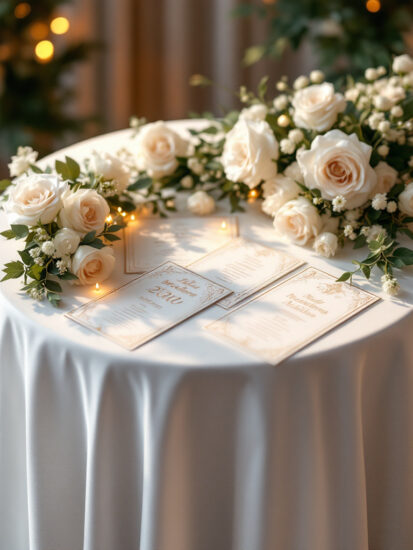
[[0, 0, 96, 158], [235, 0, 413, 81]]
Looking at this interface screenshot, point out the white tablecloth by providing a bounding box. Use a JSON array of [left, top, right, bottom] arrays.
[[1, 122, 413, 550]]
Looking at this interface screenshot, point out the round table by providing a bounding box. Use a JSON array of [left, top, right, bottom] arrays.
[[1, 122, 413, 550]]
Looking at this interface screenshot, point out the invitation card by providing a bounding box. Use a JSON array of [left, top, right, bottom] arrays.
[[124, 216, 238, 273], [66, 262, 231, 350], [206, 267, 379, 365], [189, 237, 304, 309]]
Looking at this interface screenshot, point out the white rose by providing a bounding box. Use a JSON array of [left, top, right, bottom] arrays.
[[136, 121, 188, 178], [297, 129, 377, 209], [187, 191, 215, 216], [88, 150, 130, 193], [239, 104, 268, 122], [372, 161, 398, 196], [222, 118, 279, 189], [53, 228, 81, 258], [393, 54, 413, 74], [59, 188, 109, 235], [292, 83, 346, 132], [5, 173, 66, 226], [313, 232, 338, 258], [71, 245, 115, 286], [273, 197, 323, 245], [8, 146, 38, 178], [284, 161, 304, 183], [398, 183, 413, 216], [262, 174, 300, 215]]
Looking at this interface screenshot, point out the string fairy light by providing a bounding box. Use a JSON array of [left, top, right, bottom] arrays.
[[95, 282, 100, 291], [220, 220, 227, 230], [366, 0, 381, 13], [14, 2, 31, 19], [248, 189, 258, 201], [50, 16, 70, 35], [105, 215, 113, 223], [35, 40, 54, 63]]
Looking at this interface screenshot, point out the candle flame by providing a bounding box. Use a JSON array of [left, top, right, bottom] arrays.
[[131, 214, 136, 220], [95, 283, 100, 291], [106, 215, 113, 223], [221, 220, 227, 230]]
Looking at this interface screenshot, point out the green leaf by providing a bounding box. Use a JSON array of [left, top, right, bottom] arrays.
[[81, 230, 97, 244], [353, 234, 367, 249], [105, 224, 124, 233], [0, 230, 15, 240], [243, 45, 265, 66], [58, 271, 78, 281], [336, 272, 352, 282], [10, 224, 29, 239], [55, 160, 71, 181], [103, 233, 121, 242], [86, 238, 105, 249], [0, 179, 11, 192], [1, 261, 24, 281], [361, 265, 371, 279], [392, 247, 413, 266], [258, 76, 269, 101], [29, 164, 43, 174], [18, 249, 32, 266], [128, 176, 153, 192], [65, 156, 80, 180], [28, 264, 44, 281], [47, 292, 62, 307], [45, 280, 63, 293]]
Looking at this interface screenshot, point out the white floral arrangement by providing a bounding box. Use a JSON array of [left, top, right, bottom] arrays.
[[1, 54, 413, 304]]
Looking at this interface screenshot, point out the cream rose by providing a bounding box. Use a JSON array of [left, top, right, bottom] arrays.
[[53, 228, 81, 258], [136, 121, 188, 178], [71, 246, 115, 286], [222, 118, 279, 189], [88, 150, 131, 194], [292, 83, 346, 132], [59, 188, 109, 235], [187, 191, 215, 215], [261, 174, 300, 215], [273, 197, 323, 245], [313, 232, 338, 258], [5, 173, 66, 226], [297, 130, 377, 209], [398, 183, 413, 216], [284, 161, 304, 183], [372, 161, 398, 196], [393, 54, 413, 74]]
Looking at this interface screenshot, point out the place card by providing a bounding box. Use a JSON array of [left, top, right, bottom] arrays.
[[189, 237, 304, 309], [124, 216, 238, 273], [66, 262, 231, 350], [206, 267, 380, 366]]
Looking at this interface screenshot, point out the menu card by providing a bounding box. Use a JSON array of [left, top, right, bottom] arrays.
[[124, 216, 238, 273], [66, 262, 231, 350], [206, 267, 379, 365], [189, 237, 304, 309]]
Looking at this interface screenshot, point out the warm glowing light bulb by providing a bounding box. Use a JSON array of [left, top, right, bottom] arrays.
[[14, 2, 31, 19], [221, 220, 227, 230], [35, 40, 54, 63], [249, 189, 258, 200], [131, 214, 136, 221], [50, 16, 70, 35], [366, 0, 381, 12], [106, 215, 113, 223], [121, 211, 126, 217], [29, 22, 49, 40], [117, 207, 122, 212], [95, 282, 100, 291]]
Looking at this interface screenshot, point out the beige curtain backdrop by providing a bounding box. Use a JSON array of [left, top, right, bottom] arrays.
[[74, 0, 313, 133]]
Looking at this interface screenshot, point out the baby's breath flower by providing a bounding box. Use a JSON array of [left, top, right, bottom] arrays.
[[28, 287, 44, 300], [377, 144, 389, 157], [288, 129, 304, 144], [293, 75, 309, 90], [377, 66, 387, 77], [378, 120, 391, 133], [391, 105, 403, 118], [343, 224, 355, 237], [310, 70, 324, 83], [180, 175, 194, 189], [312, 196, 323, 205], [187, 158, 203, 175], [367, 224, 386, 243], [29, 247, 41, 259], [273, 95, 289, 111], [41, 241, 55, 256], [56, 256, 71, 275], [280, 138, 295, 155], [365, 68, 378, 81], [35, 228, 48, 241], [34, 257, 44, 266], [387, 201, 397, 213], [276, 81, 288, 92], [371, 193, 387, 211], [332, 195, 346, 213], [381, 274, 400, 296], [345, 208, 362, 222]]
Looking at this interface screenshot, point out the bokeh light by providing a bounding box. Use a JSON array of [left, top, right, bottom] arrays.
[[14, 3, 31, 19], [366, 0, 381, 13], [50, 16, 70, 35], [29, 21, 49, 40], [35, 40, 54, 63]]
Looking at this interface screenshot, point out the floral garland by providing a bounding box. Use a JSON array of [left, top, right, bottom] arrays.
[[1, 54, 413, 304]]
